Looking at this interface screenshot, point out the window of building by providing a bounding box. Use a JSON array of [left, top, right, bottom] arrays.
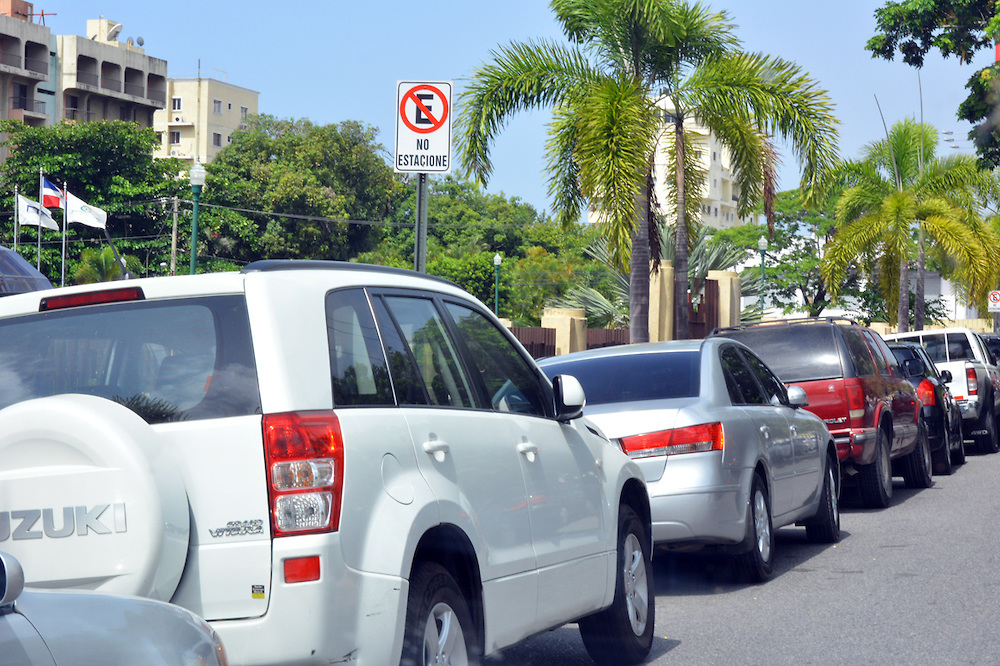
[[212, 99, 222, 114], [212, 132, 222, 147], [171, 97, 182, 111], [156, 131, 164, 145], [228, 102, 232, 110], [169, 130, 181, 144], [119, 106, 130, 121], [712, 151, 717, 161], [240, 105, 249, 119]]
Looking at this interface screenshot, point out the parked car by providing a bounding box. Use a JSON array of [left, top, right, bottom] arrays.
[[1, 551, 227, 666], [980, 332, 1000, 360], [538, 338, 840, 583], [887, 341, 965, 474], [0, 260, 653, 666], [884, 327, 1000, 454], [712, 317, 929, 509], [0, 245, 52, 296]]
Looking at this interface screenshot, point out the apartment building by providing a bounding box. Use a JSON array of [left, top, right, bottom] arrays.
[[0, 2, 167, 130], [153, 77, 259, 167]]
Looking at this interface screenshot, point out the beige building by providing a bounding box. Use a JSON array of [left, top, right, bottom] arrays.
[[0, 3, 166, 131], [153, 78, 259, 166]]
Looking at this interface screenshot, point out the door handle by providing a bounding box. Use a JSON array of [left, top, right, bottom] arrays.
[[517, 441, 539, 461], [759, 425, 770, 440], [422, 439, 450, 462]]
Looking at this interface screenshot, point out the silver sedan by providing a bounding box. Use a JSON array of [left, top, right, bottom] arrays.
[[539, 337, 840, 582]]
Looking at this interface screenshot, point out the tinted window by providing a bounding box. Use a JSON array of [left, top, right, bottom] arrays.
[[540, 351, 700, 405], [921, 333, 947, 362], [371, 297, 429, 406], [326, 289, 393, 406], [862, 330, 890, 374], [721, 326, 842, 382], [841, 327, 875, 377], [383, 296, 474, 408], [720, 346, 766, 405], [0, 295, 259, 423], [741, 349, 789, 405], [945, 333, 974, 361], [444, 302, 548, 417]]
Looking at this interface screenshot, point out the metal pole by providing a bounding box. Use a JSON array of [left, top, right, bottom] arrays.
[[494, 263, 500, 315], [760, 249, 766, 316], [189, 184, 202, 275], [170, 196, 178, 275], [413, 173, 428, 273]]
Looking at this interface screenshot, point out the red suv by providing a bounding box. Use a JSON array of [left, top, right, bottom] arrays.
[[712, 318, 929, 508]]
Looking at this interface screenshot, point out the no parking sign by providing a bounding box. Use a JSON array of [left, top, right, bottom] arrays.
[[989, 290, 1000, 313], [395, 81, 452, 173]]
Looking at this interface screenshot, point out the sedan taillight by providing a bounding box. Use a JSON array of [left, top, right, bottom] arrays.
[[620, 422, 724, 459], [263, 411, 344, 537]]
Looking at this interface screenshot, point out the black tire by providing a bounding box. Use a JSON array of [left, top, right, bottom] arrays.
[[578, 504, 654, 665], [735, 473, 774, 583], [857, 428, 893, 509], [401, 562, 478, 666], [806, 459, 841, 544], [951, 412, 967, 466], [976, 410, 998, 455], [933, 421, 955, 476], [903, 421, 933, 488]]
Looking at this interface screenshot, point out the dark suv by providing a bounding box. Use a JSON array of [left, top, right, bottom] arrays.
[[711, 318, 929, 508]]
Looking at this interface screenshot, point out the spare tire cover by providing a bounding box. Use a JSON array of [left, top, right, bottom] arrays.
[[0, 394, 189, 601]]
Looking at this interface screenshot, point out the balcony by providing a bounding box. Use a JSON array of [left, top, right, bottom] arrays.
[[64, 108, 94, 121], [101, 76, 122, 93], [124, 82, 144, 97], [24, 56, 47, 75], [10, 96, 45, 114], [0, 51, 21, 68], [77, 71, 99, 87]]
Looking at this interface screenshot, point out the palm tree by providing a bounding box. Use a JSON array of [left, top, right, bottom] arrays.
[[74, 246, 138, 284], [822, 119, 995, 331], [457, 0, 839, 341]]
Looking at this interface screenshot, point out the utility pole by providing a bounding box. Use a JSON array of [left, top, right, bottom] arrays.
[[170, 196, 178, 275]]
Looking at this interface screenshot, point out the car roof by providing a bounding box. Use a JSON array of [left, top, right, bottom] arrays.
[[537, 339, 708, 366]]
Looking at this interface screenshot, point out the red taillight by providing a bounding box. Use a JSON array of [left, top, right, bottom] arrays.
[[917, 378, 935, 407], [283, 556, 321, 583], [967, 368, 978, 395], [39, 286, 144, 311], [620, 422, 724, 458], [263, 411, 344, 537], [845, 379, 866, 419]]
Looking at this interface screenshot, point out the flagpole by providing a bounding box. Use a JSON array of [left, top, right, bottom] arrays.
[[60, 180, 66, 288], [13, 184, 17, 254]]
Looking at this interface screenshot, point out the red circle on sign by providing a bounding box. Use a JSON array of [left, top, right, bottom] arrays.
[[400, 84, 449, 134], [991, 291, 1000, 304]]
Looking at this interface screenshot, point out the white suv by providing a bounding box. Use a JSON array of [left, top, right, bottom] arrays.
[[0, 260, 653, 665]]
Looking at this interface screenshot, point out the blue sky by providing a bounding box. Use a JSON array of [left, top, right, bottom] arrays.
[[49, 2, 995, 215]]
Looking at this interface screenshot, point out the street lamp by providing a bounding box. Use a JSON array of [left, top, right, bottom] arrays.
[[189, 161, 207, 275], [493, 253, 502, 315], [758, 235, 768, 315]]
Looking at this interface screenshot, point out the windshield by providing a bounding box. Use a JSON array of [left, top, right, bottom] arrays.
[[0, 295, 260, 423], [540, 350, 700, 405]]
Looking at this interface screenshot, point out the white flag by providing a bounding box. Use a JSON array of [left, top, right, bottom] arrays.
[[66, 190, 107, 229], [17, 193, 58, 230]]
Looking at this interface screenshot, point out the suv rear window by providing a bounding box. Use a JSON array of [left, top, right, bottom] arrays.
[[722, 326, 843, 382], [0, 295, 260, 423]]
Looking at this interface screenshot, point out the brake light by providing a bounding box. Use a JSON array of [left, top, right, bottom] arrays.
[[845, 379, 866, 419], [39, 286, 144, 311], [967, 368, 978, 396], [620, 422, 723, 458], [917, 378, 935, 407], [263, 411, 344, 537]]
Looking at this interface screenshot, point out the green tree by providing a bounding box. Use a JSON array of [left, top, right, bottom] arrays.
[[0, 120, 186, 282], [203, 115, 403, 267], [822, 119, 993, 331], [458, 0, 838, 343], [866, 0, 1000, 167], [73, 246, 141, 284]]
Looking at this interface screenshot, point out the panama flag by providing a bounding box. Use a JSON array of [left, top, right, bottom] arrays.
[[41, 176, 64, 209]]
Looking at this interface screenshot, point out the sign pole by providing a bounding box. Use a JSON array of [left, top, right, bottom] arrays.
[[414, 173, 428, 273]]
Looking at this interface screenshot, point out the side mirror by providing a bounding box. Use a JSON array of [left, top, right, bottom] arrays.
[[787, 385, 808, 408], [553, 374, 585, 422], [940, 369, 953, 383], [902, 357, 925, 378], [0, 551, 25, 607]]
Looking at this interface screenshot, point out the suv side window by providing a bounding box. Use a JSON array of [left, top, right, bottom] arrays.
[[861, 330, 890, 375], [741, 349, 789, 405], [720, 346, 766, 405], [841, 327, 875, 377], [325, 289, 394, 406], [382, 296, 474, 408], [443, 301, 548, 417]]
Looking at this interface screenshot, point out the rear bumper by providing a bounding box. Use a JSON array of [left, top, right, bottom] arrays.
[[833, 428, 877, 465], [922, 405, 948, 452], [211, 535, 406, 665]]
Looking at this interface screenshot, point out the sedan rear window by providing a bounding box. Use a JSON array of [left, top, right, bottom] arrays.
[[541, 351, 700, 405], [0, 295, 260, 423]]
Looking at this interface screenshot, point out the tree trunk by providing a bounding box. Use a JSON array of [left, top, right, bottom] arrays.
[[915, 228, 925, 330], [629, 185, 650, 343], [897, 257, 909, 333], [673, 116, 690, 340]]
